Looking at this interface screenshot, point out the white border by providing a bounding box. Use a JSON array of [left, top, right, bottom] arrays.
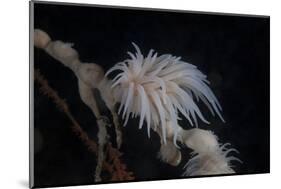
[[0, 0, 279, 189]]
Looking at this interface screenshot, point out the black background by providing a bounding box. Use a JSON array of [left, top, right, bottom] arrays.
[[33, 2, 270, 188]]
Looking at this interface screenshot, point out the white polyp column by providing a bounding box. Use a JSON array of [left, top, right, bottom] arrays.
[[158, 140, 182, 166], [181, 128, 219, 153]]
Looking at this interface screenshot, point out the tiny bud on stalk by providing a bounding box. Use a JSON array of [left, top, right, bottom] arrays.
[[34, 29, 51, 49]]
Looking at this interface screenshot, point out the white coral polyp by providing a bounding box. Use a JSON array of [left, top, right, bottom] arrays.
[[106, 43, 224, 144], [182, 143, 241, 176]]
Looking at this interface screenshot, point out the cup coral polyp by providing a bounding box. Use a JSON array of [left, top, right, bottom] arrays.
[[106, 43, 224, 144]]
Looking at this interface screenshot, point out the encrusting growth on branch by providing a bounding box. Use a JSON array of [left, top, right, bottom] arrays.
[[35, 30, 123, 149], [34, 29, 123, 181]]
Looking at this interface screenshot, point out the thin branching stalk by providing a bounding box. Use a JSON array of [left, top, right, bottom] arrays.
[[34, 69, 134, 181]]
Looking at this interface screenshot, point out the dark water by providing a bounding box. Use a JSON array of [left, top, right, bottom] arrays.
[[32, 2, 269, 188]]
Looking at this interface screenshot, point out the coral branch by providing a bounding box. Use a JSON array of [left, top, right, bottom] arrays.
[[34, 29, 123, 181], [34, 29, 121, 146], [106, 143, 134, 181], [34, 69, 134, 181], [95, 118, 108, 182]]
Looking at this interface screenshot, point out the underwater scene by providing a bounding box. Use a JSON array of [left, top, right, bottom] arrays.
[[31, 1, 270, 188]]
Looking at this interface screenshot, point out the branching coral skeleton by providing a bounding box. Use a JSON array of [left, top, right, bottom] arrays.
[[34, 69, 134, 181], [34, 29, 241, 180]]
